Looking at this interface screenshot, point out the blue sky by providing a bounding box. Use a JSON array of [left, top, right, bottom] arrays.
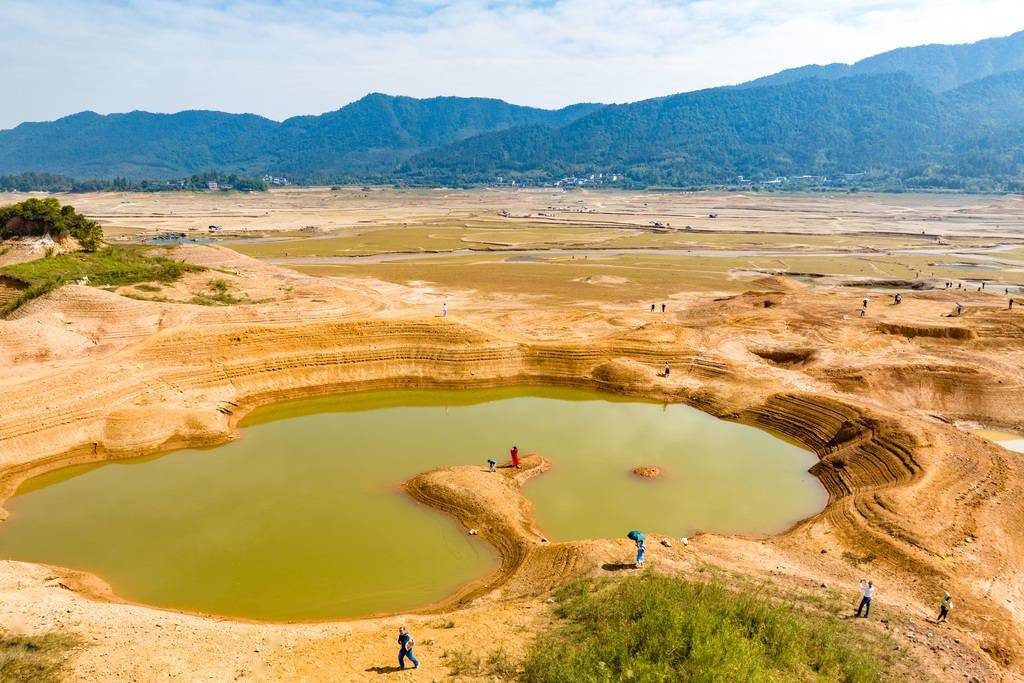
[[1, 0, 1022, 129]]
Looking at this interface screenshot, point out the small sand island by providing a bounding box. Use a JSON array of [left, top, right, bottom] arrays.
[[631, 465, 664, 479]]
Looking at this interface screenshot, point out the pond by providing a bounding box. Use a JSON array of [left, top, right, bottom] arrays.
[[0, 387, 826, 621]]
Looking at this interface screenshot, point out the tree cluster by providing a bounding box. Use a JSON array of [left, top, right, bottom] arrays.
[[0, 198, 103, 250]]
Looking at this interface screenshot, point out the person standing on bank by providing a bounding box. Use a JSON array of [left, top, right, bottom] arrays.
[[856, 579, 875, 618], [511, 445, 520, 469]]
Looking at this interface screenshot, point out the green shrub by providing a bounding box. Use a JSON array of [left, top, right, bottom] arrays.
[[523, 575, 902, 682]]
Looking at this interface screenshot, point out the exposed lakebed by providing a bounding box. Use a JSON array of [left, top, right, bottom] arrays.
[[0, 387, 826, 620]]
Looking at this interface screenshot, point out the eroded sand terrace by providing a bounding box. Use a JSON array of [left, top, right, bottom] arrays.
[[1, 190, 1023, 680]]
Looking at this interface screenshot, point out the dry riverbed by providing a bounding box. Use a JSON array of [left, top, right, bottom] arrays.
[[0, 189, 1023, 680]]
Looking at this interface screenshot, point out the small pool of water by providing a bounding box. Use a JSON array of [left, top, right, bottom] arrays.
[[0, 387, 826, 621], [973, 428, 1024, 454]]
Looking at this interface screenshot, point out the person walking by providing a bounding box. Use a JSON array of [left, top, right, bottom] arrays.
[[663, 362, 670, 377], [398, 626, 419, 670], [651, 303, 656, 312], [442, 302, 447, 318], [856, 579, 875, 618], [937, 592, 953, 624], [1010, 298, 1015, 310], [510, 445, 520, 469], [955, 301, 964, 316], [862, 298, 869, 309], [661, 303, 666, 313]]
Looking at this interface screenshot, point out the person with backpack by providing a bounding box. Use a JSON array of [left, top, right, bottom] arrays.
[[398, 626, 419, 670]]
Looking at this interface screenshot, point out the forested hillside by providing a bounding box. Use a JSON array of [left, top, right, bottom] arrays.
[[402, 72, 1024, 189], [0, 95, 602, 181]]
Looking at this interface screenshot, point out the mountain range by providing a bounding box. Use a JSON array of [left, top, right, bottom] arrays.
[[2, 29, 1024, 189]]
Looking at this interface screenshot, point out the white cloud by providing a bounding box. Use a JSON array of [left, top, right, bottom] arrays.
[[1, 0, 1021, 128]]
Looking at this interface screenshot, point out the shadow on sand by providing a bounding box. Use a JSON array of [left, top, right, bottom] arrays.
[[602, 562, 638, 572], [365, 665, 405, 675]]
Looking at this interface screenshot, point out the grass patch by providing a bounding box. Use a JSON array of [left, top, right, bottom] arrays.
[[0, 246, 202, 316], [444, 646, 519, 679], [443, 647, 482, 676], [0, 631, 78, 682], [187, 277, 244, 305], [522, 575, 912, 682]]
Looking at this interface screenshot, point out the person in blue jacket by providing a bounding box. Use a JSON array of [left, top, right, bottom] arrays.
[[398, 626, 419, 670]]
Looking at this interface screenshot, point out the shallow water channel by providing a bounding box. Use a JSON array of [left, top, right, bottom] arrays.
[[0, 387, 826, 620]]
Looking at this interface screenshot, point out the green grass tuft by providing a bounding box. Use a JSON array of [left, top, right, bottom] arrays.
[[0, 631, 78, 682], [523, 575, 909, 682]]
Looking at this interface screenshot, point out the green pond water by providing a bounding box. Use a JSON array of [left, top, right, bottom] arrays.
[[0, 387, 826, 621]]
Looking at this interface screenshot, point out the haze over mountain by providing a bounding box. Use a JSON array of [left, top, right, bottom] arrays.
[[2, 29, 1024, 190]]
